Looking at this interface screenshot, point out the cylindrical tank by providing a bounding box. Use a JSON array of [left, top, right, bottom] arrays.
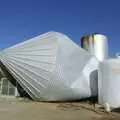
[[99, 59, 120, 107], [81, 33, 108, 61]]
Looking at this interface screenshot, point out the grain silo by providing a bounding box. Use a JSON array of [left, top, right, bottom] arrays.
[[81, 33, 108, 61]]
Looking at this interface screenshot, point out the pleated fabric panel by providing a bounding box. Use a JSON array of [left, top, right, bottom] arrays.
[[0, 32, 99, 101]]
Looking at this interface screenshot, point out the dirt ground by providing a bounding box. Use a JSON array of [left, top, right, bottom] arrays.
[[0, 97, 120, 120]]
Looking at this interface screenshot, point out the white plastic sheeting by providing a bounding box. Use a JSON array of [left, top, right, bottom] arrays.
[[0, 32, 99, 101], [99, 59, 120, 107]]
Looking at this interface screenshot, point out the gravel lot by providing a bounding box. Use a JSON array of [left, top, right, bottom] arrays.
[[0, 97, 120, 120]]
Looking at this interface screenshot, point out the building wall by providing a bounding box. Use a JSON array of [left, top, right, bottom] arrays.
[[0, 61, 31, 99], [0, 67, 17, 96]]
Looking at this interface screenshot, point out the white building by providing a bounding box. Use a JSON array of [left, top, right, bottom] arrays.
[[0, 32, 99, 101]]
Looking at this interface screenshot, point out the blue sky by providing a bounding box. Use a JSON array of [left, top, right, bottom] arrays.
[[0, 0, 120, 57]]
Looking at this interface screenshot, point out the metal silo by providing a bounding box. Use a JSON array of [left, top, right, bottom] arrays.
[[81, 33, 108, 61]]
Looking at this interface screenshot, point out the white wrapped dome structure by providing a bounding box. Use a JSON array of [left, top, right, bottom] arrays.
[[99, 59, 120, 107], [0, 32, 99, 101]]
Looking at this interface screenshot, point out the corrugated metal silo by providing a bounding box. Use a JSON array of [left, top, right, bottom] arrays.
[[81, 33, 108, 61]]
